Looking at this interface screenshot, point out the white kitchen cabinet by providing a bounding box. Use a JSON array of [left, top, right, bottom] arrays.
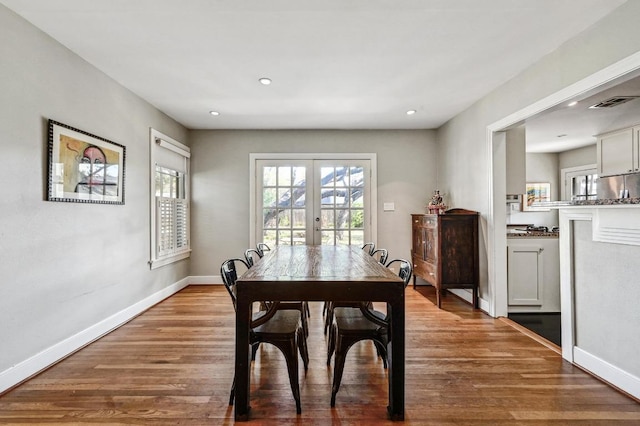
[[596, 126, 639, 176], [507, 237, 560, 313]]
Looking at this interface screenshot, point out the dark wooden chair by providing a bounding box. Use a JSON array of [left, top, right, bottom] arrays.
[[327, 258, 412, 407], [221, 258, 309, 414]]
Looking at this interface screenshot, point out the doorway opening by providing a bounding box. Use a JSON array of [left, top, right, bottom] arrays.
[[487, 52, 640, 350]]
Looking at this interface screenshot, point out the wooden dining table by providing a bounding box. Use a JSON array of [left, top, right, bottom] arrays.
[[234, 244, 406, 421]]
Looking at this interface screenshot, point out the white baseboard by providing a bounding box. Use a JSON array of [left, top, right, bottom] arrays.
[[573, 346, 640, 400], [0, 277, 190, 394], [448, 288, 489, 312], [188, 275, 221, 285]]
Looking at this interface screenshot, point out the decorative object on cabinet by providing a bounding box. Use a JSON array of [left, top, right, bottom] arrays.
[[426, 189, 447, 214], [523, 182, 550, 211], [47, 119, 126, 204], [411, 208, 479, 309]]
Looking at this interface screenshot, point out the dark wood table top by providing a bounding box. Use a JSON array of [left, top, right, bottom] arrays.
[[240, 244, 401, 284]]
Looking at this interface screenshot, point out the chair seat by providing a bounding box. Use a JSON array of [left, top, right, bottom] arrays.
[[334, 307, 386, 333], [328, 258, 412, 408], [252, 310, 301, 335]]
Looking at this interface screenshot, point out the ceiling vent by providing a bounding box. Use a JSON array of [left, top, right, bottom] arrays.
[[588, 96, 639, 109]]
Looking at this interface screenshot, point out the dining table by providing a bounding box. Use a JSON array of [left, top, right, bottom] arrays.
[[234, 244, 406, 421]]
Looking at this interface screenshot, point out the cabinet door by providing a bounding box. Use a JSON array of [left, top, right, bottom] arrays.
[[411, 221, 424, 260], [597, 128, 634, 176], [507, 245, 543, 306], [424, 227, 437, 264]]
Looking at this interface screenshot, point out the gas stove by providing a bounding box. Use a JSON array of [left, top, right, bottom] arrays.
[[526, 225, 548, 232]]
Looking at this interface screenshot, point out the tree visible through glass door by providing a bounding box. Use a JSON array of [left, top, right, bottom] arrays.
[[256, 159, 371, 246]]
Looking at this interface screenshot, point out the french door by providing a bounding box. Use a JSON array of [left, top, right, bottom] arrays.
[[253, 155, 374, 246]]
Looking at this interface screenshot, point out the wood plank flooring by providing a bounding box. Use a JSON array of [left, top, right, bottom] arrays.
[[1, 285, 638, 424]]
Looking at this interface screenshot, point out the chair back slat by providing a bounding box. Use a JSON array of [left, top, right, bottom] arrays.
[[256, 242, 271, 256], [371, 248, 388, 264], [244, 248, 263, 267], [361, 242, 375, 255], [385, 258, 413, 287], [220, 258, 250, 310]]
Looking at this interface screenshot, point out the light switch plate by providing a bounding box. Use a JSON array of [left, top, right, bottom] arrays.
[[383, 202, 395, 211]]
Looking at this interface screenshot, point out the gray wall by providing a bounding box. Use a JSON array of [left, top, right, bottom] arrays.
[[189, 130, 437, 276], [509, 153, 560, 228], [0, 5, 189, 375], [559, 144, 597, 170], [573, 220, 640, 378], [437, 0, 640, 302]]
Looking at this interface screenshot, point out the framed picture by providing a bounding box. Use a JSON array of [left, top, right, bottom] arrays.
[[523, 182, 550, 211], [47, 120, 126, 204]]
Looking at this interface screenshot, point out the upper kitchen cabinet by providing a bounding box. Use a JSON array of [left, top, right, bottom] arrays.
[[506, 126, 526, 194], [596, 126, 639, 176]]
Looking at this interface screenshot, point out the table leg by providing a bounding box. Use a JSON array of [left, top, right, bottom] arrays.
[[387, 297, 405, 421], [234, 293, 252, 421]]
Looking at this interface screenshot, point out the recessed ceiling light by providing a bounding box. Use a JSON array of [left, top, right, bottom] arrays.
[[259, 77, 272, 85], [568, 101, 578, 107], [209, 111, 220, 116], [406, 110, 416, 115]]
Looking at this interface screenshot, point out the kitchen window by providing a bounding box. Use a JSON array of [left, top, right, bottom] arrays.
[[561, 164, 598, 201]]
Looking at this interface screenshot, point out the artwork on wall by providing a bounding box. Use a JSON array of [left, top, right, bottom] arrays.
[[523, 182, 551, 211], [47, 120, 126, 204]]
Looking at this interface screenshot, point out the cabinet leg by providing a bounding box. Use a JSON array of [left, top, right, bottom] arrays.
[[436, 289, 442, 309], [412, 276, 416, 290]]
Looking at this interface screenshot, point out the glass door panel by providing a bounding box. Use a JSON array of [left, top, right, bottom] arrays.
[[314, 162, 369, 246], [258, 162, 311, 246], [256, 158, 371, 246]]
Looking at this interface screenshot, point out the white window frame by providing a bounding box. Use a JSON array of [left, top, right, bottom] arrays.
[[249, 153, 377, 248], [149, 128, 191, 269], [560, 163, 597, 200]]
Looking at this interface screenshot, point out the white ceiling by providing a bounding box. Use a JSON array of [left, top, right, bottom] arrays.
[[524, 71, 640, 153], [0, 0, 628, 138]]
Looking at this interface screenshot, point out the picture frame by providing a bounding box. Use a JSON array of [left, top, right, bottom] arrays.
[[523, 182, 551, 211], [47, 120, 126, 204]]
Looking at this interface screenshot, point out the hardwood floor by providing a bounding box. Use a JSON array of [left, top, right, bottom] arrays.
[[1, 285, 638, 424]]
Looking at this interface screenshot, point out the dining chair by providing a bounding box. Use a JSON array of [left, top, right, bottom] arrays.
[[256, 242, 271, 256], [322, 243, 376, 319], [361, 242, 376, 255], [245, 247, 310, 337], [327, 258, 412, 407], [323, 246, 388, 335], [244, 248, 263, 267], [370, 248, 388, 264], [221, 258, 309, 414]]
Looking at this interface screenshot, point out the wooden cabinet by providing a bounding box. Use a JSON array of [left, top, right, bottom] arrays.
[[411, 209, 479, 309], [597, 126, 639, 176]]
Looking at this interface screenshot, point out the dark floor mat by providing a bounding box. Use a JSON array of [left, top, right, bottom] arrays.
[[508, 313, 561, 347]]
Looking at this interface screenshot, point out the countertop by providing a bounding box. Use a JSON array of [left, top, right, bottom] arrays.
[[534, 198, 640, 208], [507, 231, 559, 239]]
